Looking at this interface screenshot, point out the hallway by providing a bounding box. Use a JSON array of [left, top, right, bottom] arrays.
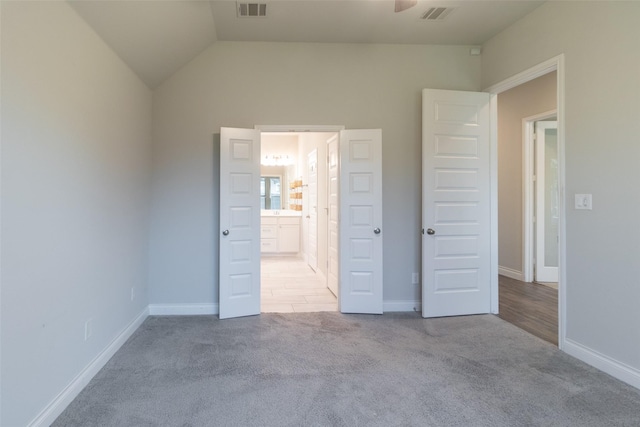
[[498, 275, 558, 345]]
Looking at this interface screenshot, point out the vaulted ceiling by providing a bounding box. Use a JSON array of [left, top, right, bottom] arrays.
[[69, 0, 544, 88]]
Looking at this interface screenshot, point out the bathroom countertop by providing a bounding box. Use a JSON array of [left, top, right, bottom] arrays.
[[260, 210, 302, 217]]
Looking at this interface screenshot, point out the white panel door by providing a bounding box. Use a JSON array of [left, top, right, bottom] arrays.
[[535, 121, 559, 283], [219, 127, 261, 319], [307, 149, 318, 272], [327, 136, 339, 297], [339, 129, 383, 314], [422, 89, 491, 318]]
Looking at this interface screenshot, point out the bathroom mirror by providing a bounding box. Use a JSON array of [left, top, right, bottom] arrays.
[[260, 175, 282, 210], [261, 134, 299, 210]]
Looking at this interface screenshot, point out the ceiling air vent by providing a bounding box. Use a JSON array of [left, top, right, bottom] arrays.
[[237, 3, 267, 18], [420, 7, 455, 21]]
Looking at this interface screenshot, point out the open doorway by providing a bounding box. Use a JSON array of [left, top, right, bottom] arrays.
[[521, 113, 559, 285], [494, 70, 560, 345], [532, 119, 559, 285], [219, 126, 383, 319], [259, 132, 338, 313]]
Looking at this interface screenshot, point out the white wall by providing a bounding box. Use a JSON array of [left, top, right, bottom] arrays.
[[0, 2, 152, 425], [149, 41, 481, 309], [483, 1, 640, 383]]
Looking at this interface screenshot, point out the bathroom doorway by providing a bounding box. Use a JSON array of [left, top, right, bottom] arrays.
[[259, 132, 338, 313], [219, 126, 383, 318]]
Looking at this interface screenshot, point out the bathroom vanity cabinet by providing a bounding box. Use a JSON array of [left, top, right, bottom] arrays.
[[260, 215, 300, 254]]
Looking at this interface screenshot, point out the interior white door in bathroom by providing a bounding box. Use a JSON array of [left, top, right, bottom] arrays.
[[422, 89, 491, 318], [219, 127, 261, 319], [307, 149, 318, 272], [339, 129, 383, 314], [327, 136, 339, 298]]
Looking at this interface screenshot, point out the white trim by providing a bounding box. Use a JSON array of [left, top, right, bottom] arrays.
[[486, 54, 566, 350], [383, 300, 422, 313], [255, 125, 345, 133], [148, 303, 219, 316], [28, 308, 149, 427], [564, 339, 640, 390], [522, 109, 557, 283], [489, 94, 499, 314], [484, 55, 562, 94], [0, 4, 4, 422], [498, 266, 525, 281], [556, 55, 567, 351]]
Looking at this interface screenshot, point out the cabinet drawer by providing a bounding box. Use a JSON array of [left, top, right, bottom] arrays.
[[261, 217, 277, 225], [261, 225, 277, 238], [279, 217, 300, 225], [260, 239, 277, 253]]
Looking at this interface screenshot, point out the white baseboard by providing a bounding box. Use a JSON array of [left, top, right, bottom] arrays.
[[148, 303, 218, 315], [563, 338, 640, 390], [383, 300, 422, 313], [28, 307, 149, 427], [498, 266, 525, 281], [148, 301, 419, 315]]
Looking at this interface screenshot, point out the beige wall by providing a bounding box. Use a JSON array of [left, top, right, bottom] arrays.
[[498, 72, 557, 274], [1, 2, 152, 425], [483, 1, 640, 381], [149, 41, 481, 307]]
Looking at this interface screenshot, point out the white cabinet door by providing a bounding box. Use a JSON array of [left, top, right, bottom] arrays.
[[278, 221, 300, 253], [422, 89, 491, 318], [339, 129, 383, 314], [219, 127, 261, 319]]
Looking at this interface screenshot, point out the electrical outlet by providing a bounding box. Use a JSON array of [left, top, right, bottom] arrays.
[[412, 272, 420, 285], [131, 287, 135, 302], [84, 319, 93, 341]]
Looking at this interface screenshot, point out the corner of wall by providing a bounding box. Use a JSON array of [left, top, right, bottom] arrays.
[[27, 308, 149, 427]]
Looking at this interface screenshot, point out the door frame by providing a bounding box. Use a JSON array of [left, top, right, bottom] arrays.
[[255, 125, 344, 307], [485, 54, 566, 349], [522, 110, 557, 283]]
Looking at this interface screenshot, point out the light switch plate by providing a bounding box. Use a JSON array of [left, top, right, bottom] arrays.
[[575, 194, 592, 210]]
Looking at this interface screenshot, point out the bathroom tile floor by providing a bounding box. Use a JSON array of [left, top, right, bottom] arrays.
[[261, 256, 337, 313]]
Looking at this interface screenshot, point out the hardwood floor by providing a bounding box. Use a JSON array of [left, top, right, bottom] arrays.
[[498, 275, 558, 346]]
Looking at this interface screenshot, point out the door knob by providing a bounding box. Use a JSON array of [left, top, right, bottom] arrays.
[[222, 229, 229, 236], [426, 228, 435, 235], [374, 228, 381, 234]]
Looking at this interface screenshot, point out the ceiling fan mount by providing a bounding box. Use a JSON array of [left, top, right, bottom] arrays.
[[395, 0, 417, 13]]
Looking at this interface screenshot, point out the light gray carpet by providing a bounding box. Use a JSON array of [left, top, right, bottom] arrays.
[[54, 313, 640, 426]]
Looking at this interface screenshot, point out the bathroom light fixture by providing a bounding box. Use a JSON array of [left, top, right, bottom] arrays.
[[261, 155, 293, 166]]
